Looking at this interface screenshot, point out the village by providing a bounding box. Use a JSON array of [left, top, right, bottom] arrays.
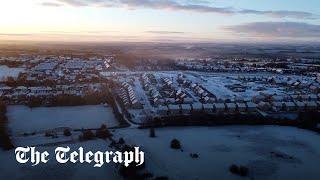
[[106, 70, 320, 126], [0, 54, 320, 125], [1, 54, 320, 180]]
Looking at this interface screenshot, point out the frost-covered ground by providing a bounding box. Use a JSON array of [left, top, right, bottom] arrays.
[[0, 65, 25, 80], [185, 72, 287, 100], [1, 125, 320, 179], [7, 105, 119, 135], [114, 126, 320, 180], [0, 140, 120, 180]]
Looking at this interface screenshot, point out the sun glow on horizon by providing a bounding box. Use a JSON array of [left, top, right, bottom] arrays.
[[0, 0, 319, 42]]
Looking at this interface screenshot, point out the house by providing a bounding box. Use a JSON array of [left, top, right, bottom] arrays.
[[258, 102, 271, 111], [165, 98, 176, 104], [168, 104, 180, 115], [157, 105, 169, 116], [284, 102, 296, 111], [192, 103, 203, 113], [29, 87, 53, 96], [190, 83, 197, 89], [34, 62, 58, 71], [202, 96, 210, 103], [305, 101, 317, 110], [0, 86, 12, 94], [214, 103, 226, 113], [183, 97, 193, 104], [203, 104, 214, 113], [225, 103, 237, 112], [253, 95, 265, 103], [295, 101, 305, 111], [181, 104, 191, 114], [236, 103, 247, 112], [246, 102, 257, 112], [272, 102, 284, 112], [310, 85, 320, 93], [309, 94, 318, 101], [290, 94, 300, 101], [15, 86, 28, 94], [162, 78, 173, 87], [271, 95, 284, 102], [300, 95, 309, 101], [131, 99, 141, 109]]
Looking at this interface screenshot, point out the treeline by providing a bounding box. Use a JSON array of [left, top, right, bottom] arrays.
[[4, 76, 103, 88], [27, 92, 109, 108], [0, 60, 24, 68], [140, 111, 320, 131], [0, 103, 14, 150], [4, 76, 57, 88], [297, 111, 320, 130]]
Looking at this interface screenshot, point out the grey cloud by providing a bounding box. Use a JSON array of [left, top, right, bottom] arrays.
[[146, 31, 186, 34], [224, 22, 320, 38], [240, 9, 316, 19], [44, 0, 317, 19]]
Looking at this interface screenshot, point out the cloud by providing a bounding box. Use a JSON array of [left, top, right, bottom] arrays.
[[56, 0, 88, 6], [0, 33, 33, 36], [40, 30, 119, 34], [146, 31, 186, 34], [224, 22, 320, 38], [239, 9, 316, 19], [40, 2, 63, 7], [44, 0, 317, 19]]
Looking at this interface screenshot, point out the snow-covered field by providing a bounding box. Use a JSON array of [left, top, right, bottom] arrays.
[[114, 126, 320, 180], [0, 65, 24, 80], [1, 125, 320, 179], [7, 105, 119, 135], [0, 140, 120, 180]]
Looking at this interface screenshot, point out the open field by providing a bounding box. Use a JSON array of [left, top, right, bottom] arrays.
[[114, 126, 320, 180], [7, 105, 119, 135]]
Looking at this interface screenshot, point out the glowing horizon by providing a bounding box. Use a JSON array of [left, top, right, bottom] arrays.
[[0, 0, 320, 43]]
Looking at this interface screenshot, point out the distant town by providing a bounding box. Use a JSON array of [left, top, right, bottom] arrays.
[[1, 53, 319, 127], [0, 43, 320, 179]]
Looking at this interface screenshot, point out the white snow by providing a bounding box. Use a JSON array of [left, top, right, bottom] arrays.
[[114, 126, 320, 180], [7, 105, 119, 135]]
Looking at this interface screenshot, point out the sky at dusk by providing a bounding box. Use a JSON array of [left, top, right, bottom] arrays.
[[0, 0, 319, 42]]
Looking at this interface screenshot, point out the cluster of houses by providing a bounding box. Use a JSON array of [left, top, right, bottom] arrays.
[[0, 55, 115, 104], [175, 59, 272, 73], [141, 75, 162, 105], [0, 83, 103, 102], [162, 77, 173, 87], [140, 73, 192, 106], [137, 73, 320, 118], [253, 93, 320, 112], [267, 76, 320, 93], [155, 101, 259, 116], [155, 94, 320, 117], [176, 74, 217, 103], [25, 57, 113, 83], [118, 82, 141, 109], [0, 55, 114, 85], [175, 58, 320, 75]]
